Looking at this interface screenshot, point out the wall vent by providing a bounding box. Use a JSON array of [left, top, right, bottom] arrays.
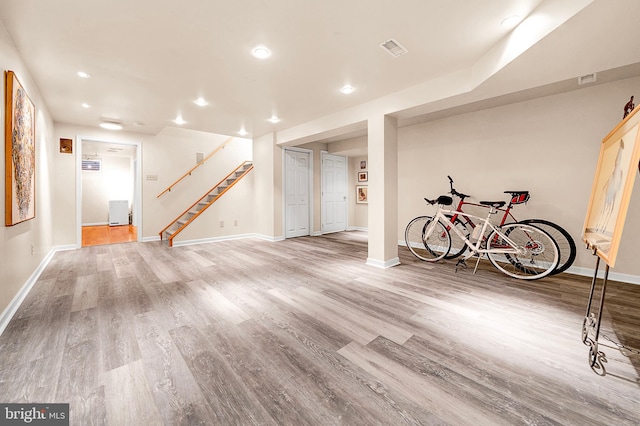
[[82, 159, 101, 171], [380, 39, 408, 57], [578, 73, 597, 85]]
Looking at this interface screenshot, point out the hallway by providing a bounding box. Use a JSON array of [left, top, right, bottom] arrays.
[[82, 225, 137, 247]]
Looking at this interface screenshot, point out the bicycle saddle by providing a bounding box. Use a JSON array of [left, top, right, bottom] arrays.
[[479, 200, 506, 208], [504, 191, 530, 204], [424, 195, 453, 206]]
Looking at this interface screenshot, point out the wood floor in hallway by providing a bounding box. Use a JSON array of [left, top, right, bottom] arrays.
[[82, 225, 137, 247], [1, 231, 639, 425]]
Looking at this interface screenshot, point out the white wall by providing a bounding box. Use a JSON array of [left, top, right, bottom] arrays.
[[144, 127, 253, 243], [398, 75, 640, 277], [0, 22, 56, 316], [53, 124, 254, 246], [349, 155, 368, 230], [82, 155, 133, 225]]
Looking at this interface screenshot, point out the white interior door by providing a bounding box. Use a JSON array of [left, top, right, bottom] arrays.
[[285, 149, 311, 238], [321, 152, 347, 233]]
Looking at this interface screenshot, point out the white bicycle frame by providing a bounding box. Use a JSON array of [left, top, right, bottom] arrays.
[[425, 204, 526, 259]]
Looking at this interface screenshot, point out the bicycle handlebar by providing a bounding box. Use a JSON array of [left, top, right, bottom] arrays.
[[447, 175, 470, 200]]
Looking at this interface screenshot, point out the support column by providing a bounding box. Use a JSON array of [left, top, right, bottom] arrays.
[[366, 115, 400, 268]]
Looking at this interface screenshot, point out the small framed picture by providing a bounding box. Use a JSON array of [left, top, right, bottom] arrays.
[[60, 138, 73, 154], [358, 171, 368, 182], [356, 185, 368, 204], [360, 160, 367, 170]]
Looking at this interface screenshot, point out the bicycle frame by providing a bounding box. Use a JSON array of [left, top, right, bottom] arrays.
[[427, 204, 524, 259], [449, 198, 517, 231]]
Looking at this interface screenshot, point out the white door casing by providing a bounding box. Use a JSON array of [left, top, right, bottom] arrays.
[[321, 152, 347, 233]]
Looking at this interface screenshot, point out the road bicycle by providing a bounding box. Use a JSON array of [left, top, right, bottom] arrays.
[[442, 176, 576, 275], [405, 195, 560, 280]]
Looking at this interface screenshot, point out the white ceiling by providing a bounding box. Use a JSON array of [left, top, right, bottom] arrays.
[[1, 0, 639, 142]]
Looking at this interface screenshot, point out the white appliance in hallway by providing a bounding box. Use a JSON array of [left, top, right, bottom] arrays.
[[109, 200, 129, 226]]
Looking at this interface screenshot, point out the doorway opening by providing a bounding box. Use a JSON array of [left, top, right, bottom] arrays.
[[77, 137, 142, 247]]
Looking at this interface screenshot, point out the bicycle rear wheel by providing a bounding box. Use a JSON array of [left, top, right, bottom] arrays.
[[486, 223, 559, 280], [405, 216, 451, 261], [518, 219, 576, 275]]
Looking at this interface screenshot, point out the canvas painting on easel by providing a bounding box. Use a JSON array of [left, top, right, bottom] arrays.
[[583, 106, 640, 267]]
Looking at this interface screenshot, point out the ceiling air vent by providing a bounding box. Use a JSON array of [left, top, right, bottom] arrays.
[[380, 39, 407, 57], [82, 159, 101, 171]]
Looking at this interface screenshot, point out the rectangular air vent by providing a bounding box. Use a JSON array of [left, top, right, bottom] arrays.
[[380, 39, 408, 57], [82, 159, 101, 171], [578, 73, 597, 85]]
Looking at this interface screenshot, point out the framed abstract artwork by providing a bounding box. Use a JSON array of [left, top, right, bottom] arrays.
[[5, 70, 36, 226], [583, 105, 640, 267], [356, 185, 368, 204]]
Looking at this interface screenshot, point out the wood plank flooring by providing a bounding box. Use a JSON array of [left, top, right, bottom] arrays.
[[1, 231, 639, 425], [82, 225, 137, 247]]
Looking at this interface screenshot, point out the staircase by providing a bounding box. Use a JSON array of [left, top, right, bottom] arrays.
[[159, 161, 253, 247]]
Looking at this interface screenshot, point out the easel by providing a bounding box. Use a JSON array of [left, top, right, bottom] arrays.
[[581, 97, 639, 371], [581, 250, 610, 370]]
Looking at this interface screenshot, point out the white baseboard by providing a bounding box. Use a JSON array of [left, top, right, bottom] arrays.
[[252, 234, 285, 242], [566, 265, 640, 285], [0, 245, 71, 337], [396, 241, 640, 285], [141, 235, 161, 243], [347, 226, 368, 232], [82, 222, 109, 226], [366, 257, 401, 269], [171, 233, 255, 247]]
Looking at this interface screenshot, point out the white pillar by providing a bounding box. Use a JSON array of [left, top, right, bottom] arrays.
[[367, 115, 400, 268]]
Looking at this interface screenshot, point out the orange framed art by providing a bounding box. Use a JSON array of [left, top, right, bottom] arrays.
[[582, 105, 640, 267], [5, 70, 36, 226]]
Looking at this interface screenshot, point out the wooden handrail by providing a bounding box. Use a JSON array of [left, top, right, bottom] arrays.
[[158, 161, 253, 243], [156, 136, 234, 198]]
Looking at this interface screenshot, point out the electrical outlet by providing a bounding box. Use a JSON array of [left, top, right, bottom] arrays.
[[31, 243, 35, 255], [220, 220, 224, 228], [234, 220, 238, 226]]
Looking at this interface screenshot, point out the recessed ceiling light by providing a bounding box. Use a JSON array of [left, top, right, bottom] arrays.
[[238, 128, 248, 136], [194, 97, 208, 107], [501, 15, 521, 28], [340, 85, 355, 95], [77, 71, 91, 78], [82, 103, 90, 108], [99, 121, 122, 130], [174, 116, 186, 125], [252, 46, 271, 59], [268, 116, 280, 123]]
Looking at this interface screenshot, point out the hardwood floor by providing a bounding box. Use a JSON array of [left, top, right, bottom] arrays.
[[1, 231, 639, 425], [82, 225, 137, 247]]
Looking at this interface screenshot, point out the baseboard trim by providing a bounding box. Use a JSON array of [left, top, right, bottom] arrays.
[[566, 265, 640, 285], [0, 245, 70, 337], [396, 241, 640, 285], [366, 257, 401, 269], [141, 235, 161, 243], [347, 226, 368, 232], [252, 234, 285, 242]]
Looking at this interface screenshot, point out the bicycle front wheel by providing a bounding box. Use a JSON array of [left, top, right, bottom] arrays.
[[405, 216, 451, 262], [518, 219, 576, 275], [486, 223, 559, 280]]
